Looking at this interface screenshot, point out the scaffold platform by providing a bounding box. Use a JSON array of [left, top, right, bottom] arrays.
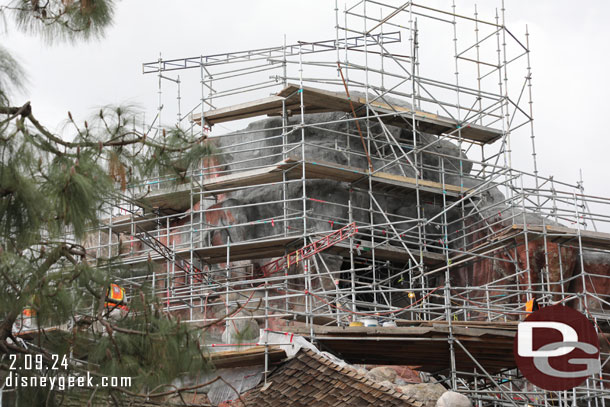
[[193, 84, 504, 144], [135, 158, 473, 213], [284, 324, 516, 374]]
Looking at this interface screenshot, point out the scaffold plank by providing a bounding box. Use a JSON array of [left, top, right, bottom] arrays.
[[192, 84, 503, 144], [117, 233, 445, 268], [137, 158, 471, 212], [507, 224, 610, 251], [136, 186, 196, 213], [101, 212, 158, 234], [191, 234, 444, 265], [117, 236, 301, 268], [331, 241, 445, 266], [193, 237, 301, 263], [283, 325, 516, 373], [194, 95, 288, 124]]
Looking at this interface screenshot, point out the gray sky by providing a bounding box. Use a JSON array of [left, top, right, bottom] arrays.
[[4, 1, 610, 208]]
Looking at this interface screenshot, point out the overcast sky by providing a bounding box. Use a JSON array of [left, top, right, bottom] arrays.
[[4, 1, 610, 212]]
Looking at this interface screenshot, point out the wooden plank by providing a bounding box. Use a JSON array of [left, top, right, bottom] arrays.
[[192, 84, 503, 144], [196, 95, 285, 125], [200, 161, 298, 192], [139, 157, 471, 212], [397, 319, 519, 331], [281, 324, 516, 373], [120, 231, 444, 267], [374, 171, 466, 195], [101, 212, 158, 234], [208, 346, 286, 369], [193, 237, 301, 263], [137, 186, 196, 214], [302, 159, 470, 197], [118, 236, 300, 267], [331, 241, 445, 266], [283, 324, 515, 338], [503, 224, 610, 251], [281, 85, 356, 112]]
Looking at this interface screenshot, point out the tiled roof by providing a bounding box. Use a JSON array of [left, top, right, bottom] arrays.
[[232, 349, 422, 407]]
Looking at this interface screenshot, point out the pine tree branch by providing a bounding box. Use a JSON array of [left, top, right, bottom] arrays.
[[116, 375, 222, 399], [0, 312, 18, 351], [2, 102, 209, 160], [0, 266, 21, 295], [0, 101, 31, 124]]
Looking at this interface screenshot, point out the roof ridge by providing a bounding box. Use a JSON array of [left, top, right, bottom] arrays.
[[299, 348, 415, 403]]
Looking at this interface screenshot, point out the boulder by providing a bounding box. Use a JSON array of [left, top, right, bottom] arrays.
[[367, 366, 397, 383], [436, 391, 472, 407], [366, 365, 421, 384], [379, 380, 396, 390], [398, 383, 446, 407], [356, 367, 369, 377]]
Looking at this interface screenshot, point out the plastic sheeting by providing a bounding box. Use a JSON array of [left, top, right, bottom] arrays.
[[195, 365, 264, 406], [260, 330, 349, 367]]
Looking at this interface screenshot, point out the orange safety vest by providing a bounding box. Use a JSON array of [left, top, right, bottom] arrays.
[[104, 302, 129, 311], [525, 298, 539, 313], [106, 284, 125, 304]]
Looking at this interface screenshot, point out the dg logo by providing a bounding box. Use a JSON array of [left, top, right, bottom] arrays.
[[514, 304, 601, 391]]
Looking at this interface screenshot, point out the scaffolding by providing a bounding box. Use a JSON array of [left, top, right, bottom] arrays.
[[81, 1, 610, 405]]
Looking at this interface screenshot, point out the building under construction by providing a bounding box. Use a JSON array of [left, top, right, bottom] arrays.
[[82, 1, 610, 405]]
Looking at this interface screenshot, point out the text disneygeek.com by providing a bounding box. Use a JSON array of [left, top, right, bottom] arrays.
[[4, 372, 132, 390], [4, 354, 131, 390]]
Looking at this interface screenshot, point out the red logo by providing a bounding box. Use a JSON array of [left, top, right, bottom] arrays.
[[514, 305, 600, 391]]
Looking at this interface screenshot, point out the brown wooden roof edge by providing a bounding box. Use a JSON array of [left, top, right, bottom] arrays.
[[208, 346, 287, 370]]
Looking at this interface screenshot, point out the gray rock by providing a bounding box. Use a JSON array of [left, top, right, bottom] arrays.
[[436, 391, 472, 407], [379, 380, 396, 390], [398, 383, 446, 407], [356, 367, 368, 377], [204, 112, 475, 305], [367, 366, 398, 383]]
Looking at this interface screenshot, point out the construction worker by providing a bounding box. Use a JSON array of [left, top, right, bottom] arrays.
[[18, 307, 37, 331], [104, 283, 129, 316], [525, 297, 540, 313]]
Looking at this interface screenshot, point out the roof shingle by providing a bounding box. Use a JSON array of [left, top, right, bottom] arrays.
[[230, 349, 422, 407]]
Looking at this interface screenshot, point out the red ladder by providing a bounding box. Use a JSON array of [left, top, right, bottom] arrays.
[[260, 222, 358, 277]]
